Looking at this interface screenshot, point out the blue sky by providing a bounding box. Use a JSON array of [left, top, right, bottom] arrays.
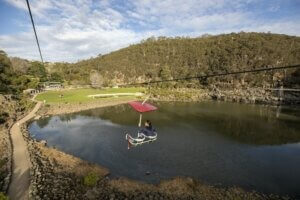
[[0, 0, 299, 62]]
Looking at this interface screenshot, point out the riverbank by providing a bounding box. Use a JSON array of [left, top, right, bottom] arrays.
[[34, 86, 300, 118], [37, 96, 138, 116], [35, 87, 297, 118]]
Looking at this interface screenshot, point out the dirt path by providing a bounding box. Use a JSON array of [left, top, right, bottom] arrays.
[[8, 101, 42, 200]]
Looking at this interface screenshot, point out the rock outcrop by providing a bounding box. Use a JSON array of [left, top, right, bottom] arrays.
[[152, 87, 300, 105]]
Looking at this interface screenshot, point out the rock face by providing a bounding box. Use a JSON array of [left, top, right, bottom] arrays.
[[152, 88, 211, 102], [208, 87, 300, 105], [152, 87, 300, 105]]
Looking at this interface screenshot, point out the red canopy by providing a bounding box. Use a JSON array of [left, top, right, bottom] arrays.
[[128, 101, 157, 113]]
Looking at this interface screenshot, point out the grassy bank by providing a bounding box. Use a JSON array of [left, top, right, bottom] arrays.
[[35, 87, 145, 104]]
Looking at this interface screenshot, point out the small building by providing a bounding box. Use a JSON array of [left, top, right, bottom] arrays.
[[41, 82, 63, 91], [23, 88, 38, 95]]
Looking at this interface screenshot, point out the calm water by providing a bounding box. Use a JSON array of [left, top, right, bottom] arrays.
[[29, 101, 300, 197]]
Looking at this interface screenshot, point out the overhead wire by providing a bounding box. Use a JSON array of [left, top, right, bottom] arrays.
[[26, 0, 44, 63]]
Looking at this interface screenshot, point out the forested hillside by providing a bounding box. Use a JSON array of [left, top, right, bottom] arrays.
[[50, 32, 300, 88], [2, 32, 300, 89], [0, 51, 38, 123], [0, 51, 62, 95]]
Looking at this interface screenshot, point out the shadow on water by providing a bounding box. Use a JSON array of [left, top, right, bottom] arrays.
[[29, 101, 300, 197]]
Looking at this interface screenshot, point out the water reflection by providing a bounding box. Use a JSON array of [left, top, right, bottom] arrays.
[[36, 117, 51, 128], [72, 102, 300, 145], [34, 102, 300, 145]]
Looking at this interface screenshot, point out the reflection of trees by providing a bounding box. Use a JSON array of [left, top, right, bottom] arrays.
[[79, 104, 139, 125], [152, 102, 300, 146], [194, 106, 300, 145], [36, 117, 51, 128], [54, 102, 300, 146], [59, 114, 77, 122], [76, 103, 173, 127]]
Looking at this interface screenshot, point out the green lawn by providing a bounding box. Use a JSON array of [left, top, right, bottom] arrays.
[[35, 87, 145, 104]]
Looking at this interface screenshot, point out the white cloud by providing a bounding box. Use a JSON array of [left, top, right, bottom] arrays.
[[1, 0, 147, 62], [244, 21, 300, 36], [4, 0, 27, 10], [4, 0, 54, 19], [0, 0, 299, 62]]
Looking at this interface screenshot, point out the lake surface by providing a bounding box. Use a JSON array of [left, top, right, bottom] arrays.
[[28, 101, 300, 197]]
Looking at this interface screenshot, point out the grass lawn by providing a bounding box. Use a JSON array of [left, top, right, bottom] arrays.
[[35, 87, 145, 104]]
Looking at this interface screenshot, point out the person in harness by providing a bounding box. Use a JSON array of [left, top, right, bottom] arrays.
[[140, 120, 156, 136]]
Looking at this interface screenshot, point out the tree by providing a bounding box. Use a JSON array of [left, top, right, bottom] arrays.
[[0, 50, 13, 93], [90, 71, 103, 87], [27, 78, 40, 89], [159, 65, 173, 88], [159, 65, 172, 80], [10, 57, 30, 73], [49, 72, 63, 82], [28, 62, 47, 81]]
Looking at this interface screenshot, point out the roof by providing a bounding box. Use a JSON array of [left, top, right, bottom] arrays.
[[23, 89, 36, 92], [128, 101, 157, 113], [39, 82, 62, 85]]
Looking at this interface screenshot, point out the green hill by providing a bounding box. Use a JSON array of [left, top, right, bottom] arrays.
[[51, 32, 300, 88]]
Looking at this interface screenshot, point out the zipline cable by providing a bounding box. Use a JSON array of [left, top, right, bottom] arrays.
[[26, 0, 44, 63], [119, 64, 300, 86]]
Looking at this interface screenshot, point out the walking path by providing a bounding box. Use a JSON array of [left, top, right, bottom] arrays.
[[8, 101, 42, 200]]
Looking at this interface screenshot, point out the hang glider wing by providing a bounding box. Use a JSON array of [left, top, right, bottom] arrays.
[[128, 101, 157, 113]]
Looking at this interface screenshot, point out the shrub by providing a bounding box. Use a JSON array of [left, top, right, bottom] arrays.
[[0, 159, 7, 168], [83, 172, 99, 187], [0, 112, 9, 124], [0, 193, 9, 200]]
